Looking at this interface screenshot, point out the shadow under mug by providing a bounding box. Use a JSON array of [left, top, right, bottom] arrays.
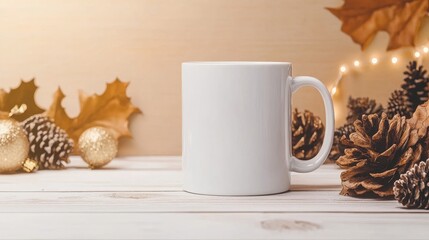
[[182, 62, 334, 196]]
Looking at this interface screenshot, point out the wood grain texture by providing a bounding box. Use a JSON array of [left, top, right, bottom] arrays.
[[0, 157, 427, 239], [3, 0, 426, 155], [0, 191, 423, 213], [0, 213, 427, 240]]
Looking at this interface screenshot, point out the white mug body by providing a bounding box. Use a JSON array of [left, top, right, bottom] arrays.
[[182, 62, 292, 196]]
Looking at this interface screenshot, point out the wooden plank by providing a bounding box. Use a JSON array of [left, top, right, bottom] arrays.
[[0, 157, 341, 192], [0, 157, 181, 192], [0, 212, 426, 240], [0, 191, 423, 213]]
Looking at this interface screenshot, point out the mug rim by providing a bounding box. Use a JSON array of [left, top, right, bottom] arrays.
[[182, 61, 291, 66]]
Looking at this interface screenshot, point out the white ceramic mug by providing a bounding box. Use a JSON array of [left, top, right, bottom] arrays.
[[182, 62, 334, 196]]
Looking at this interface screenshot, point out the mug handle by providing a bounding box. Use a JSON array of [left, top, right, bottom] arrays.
[[290, 76, 335, 173]]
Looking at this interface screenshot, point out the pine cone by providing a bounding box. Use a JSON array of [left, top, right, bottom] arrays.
[[330, 97, 383, 162], [346, 97, 383, 124], [21, 115, 74, 169], [394, 160, 429, 209], [402, 61, 429, 112], [336, 123, 355, 139], [329, 123, 355, 161], [387, 90, 410, 118], [337, 113, 423, 197], [387, 61, 429, 119], [291, 109, 324, 160]]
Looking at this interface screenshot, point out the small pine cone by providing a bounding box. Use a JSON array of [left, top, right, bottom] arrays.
[[335, 123, 355, 138], [346, 97, 383, 124], [402, 61, 429, 112], [329, 123, 355, 161], [387, 90, 410, 118], [21, 115, 74, 169], [329, 136, 344, 162], [394, 160, 429, 209], [337, 113, 424, 198], [291, 109, 324, 160]]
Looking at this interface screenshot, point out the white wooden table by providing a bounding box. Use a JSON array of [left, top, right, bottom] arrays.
[[0, 156, 427, 239]]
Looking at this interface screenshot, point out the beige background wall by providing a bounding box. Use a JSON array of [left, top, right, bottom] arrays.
[[1, 0, 428, 155]]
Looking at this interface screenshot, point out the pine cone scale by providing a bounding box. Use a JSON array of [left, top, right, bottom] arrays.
[[372, 185, 394, 197], [375, 144, 396, 163], [349, 132, 371, 148], [340, 161, 369, 179], [353, 187, 371, 196], [360, 179, 385, 190], [337, 157, 362, 168], [369, 167, 397, 178]]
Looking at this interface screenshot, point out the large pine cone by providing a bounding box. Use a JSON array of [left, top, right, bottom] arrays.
[[394, 160, 429, 209], [291, 109, 324, 160], [337, 113, 423, 197], [329, 97, 383, 162], [21, 115, 74, 169], [346, 97, 383, 124]]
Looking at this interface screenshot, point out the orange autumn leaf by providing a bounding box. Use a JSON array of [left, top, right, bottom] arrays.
[[0, 79, 45, 121], [46, 79, 141, 145], [46, 88, 74, 131], [327, 0, 429, 51]]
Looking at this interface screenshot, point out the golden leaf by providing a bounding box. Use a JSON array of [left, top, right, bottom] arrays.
[[0, 79, 45, 121], [46, 88, 74, 131], [327, 0, 429, 51], [46, 79, 141, 145]]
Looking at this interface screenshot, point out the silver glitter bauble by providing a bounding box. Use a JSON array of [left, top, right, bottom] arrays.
[[0, 119, 29, 173], [78, 127, 118, 169]]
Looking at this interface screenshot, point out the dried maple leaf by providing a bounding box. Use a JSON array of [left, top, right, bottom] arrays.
[[0, 79, 45, 121], [408, 100, 429, 159], [408, 100, 429, 138], [46, 88, 74, 131], [327, 0, 429, 51], [46, 79, 141, 146]]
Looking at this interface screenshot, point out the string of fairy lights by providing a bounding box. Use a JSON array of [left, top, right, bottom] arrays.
[[330, 45, 429, 96]]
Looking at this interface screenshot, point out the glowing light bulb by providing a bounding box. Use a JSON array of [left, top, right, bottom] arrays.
[[353, 60, 360, 67], [423, 47, 429, 53], [391, 57, 398, 64], [340, 65, 347, 73], [415, 51, 421, 58], [371, 57, 378, 65], [331, 87, 337, 95]]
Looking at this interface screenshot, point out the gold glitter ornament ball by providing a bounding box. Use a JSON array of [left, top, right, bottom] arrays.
[[0, 119, 30, 173], [78, 127, 118, 169]]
